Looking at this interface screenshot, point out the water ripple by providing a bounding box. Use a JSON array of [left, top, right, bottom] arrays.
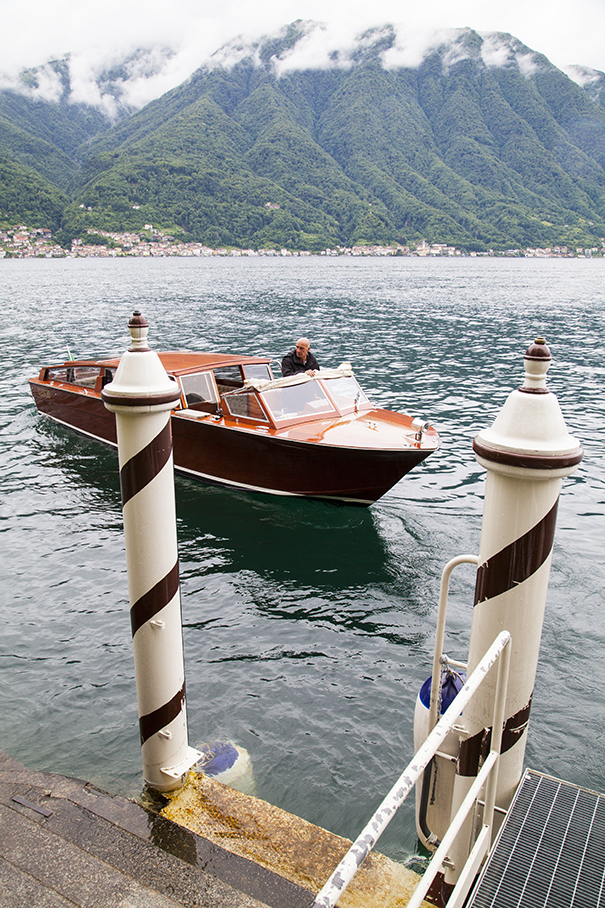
[[1, 256, 604, 854]]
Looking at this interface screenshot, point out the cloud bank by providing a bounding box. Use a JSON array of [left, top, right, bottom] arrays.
[[1, 6, 604, 116], [2, 0, 605, 78]]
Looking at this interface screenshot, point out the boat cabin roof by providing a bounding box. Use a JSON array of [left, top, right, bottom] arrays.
[[157, 352, 272, 376], [43, 350, 271, 375], [71, 352, 272, 375]]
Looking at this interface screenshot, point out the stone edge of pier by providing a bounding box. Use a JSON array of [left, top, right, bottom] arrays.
[[0, 749, 298, 907]]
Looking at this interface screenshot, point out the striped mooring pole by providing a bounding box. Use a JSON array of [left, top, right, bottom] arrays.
[[102, 311, 201, 792], [444, 338, 583, 891]]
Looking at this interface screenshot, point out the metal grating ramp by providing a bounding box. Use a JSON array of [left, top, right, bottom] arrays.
[[467, 769, 605, 908]]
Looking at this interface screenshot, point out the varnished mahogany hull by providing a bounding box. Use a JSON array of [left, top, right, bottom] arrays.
[[30, 382, 431, 504]]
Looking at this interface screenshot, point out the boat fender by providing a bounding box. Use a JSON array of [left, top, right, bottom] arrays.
[[418, 670, 465, 714], [197, 740, 257, 796]]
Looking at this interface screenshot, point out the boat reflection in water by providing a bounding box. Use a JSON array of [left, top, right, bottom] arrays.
[[29, 350, 439, 505]]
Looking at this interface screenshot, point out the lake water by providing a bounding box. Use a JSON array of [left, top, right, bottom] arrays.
[[1, 255, 604, 862]]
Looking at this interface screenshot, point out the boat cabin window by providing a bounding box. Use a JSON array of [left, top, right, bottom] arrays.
[[213, 365, 244, 395], [262, 380, 337, 423], [242, 363, 272, 381], [45, 366, 69, 382], [322, 376, 370, 413], [44, 365, 101, 387], [222, 390, 269, 422], [180, 372, 219, 410]]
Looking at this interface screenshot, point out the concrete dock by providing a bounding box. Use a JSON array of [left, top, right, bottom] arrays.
[[0, 750, 276, 907], [0, 750, 425, 908]]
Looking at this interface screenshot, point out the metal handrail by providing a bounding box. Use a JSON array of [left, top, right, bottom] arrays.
[[311, 630, 512, 908]]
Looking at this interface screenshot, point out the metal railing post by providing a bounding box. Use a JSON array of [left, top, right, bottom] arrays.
[[429, 555, 479, 732], [482, 627, 511, 836], [408, 633, 512, 908]]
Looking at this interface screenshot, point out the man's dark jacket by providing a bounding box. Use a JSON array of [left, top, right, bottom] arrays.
[[281, 349, 320, 376]]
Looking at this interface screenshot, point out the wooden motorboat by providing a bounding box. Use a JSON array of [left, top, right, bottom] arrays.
[[28, 352, 439, 504]]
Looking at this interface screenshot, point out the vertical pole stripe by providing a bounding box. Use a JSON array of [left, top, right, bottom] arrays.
[[139, 683, 186, 746], [120, 421, 172, 506], [458, 698, 532, 776], [130, 561, 180, 637], [474, 498, 559, 605]]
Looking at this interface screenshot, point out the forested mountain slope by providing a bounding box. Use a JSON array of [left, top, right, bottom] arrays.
[[2, 23, 605, 251]]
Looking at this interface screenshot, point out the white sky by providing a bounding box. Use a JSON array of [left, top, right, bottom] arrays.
[[1, 0, 605, 104]]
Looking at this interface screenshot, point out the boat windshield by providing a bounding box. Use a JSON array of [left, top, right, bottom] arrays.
[[180, 372, 219, 407], [243, 363, 272, 381], [322, 375, 370, 413], [261, 379, 337, 422], [222, 390, 269, 422]]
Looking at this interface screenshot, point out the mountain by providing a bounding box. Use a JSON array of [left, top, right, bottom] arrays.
[[0, 153, 66, 229], [565, 65, 605, 110], [2, 22, 605, 251], [0, 49, 167, 196]]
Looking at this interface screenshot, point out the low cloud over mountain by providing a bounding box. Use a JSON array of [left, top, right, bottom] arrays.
[[3, 21, 604, 117]]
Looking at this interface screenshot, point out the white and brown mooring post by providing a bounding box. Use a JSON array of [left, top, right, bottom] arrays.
[[444, 338, 583, 890], [102, 311, 200, 792]]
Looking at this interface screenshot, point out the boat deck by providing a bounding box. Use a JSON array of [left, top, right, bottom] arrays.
[[468, 769, 605, 908]]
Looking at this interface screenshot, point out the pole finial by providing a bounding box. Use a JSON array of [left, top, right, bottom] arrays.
[[128, 310, 151, 352], [521, 337, 551, 393], [102, 311, 181, 410], [472, 338, 582, 475]]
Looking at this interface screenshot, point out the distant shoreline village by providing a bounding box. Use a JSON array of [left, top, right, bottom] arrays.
[[2, 226, 604, 260]]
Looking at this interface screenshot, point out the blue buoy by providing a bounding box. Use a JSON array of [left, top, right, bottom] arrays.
[[197, 740, 257, 795], [199, 741, 240, 775], [419, 670, 465, 714]]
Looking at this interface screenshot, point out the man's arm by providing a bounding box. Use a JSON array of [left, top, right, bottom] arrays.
[[281, 352, 295, 376]]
